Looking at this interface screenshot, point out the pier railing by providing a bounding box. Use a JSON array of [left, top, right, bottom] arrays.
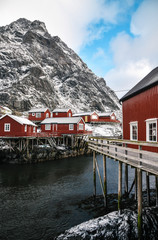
[[88, 137, 158, 176]]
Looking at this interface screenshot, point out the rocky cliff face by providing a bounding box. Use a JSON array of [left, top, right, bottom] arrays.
[[0, 18, 121, 114]]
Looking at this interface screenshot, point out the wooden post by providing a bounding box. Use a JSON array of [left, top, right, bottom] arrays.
[[93, 151, 96, 198], [103, 155, 107, 207], [124, 163, 128, 195], [137, 168, 142, 240], [155, 176, 158, 206], [26, 138, 29, 159], [146, 172, 150, 206], [118, 161, 122, 212], [135, 168, 137, 200]]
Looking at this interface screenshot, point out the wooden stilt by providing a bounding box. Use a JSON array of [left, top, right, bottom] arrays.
[[137, 168, 142, 240], [103, 155, 107, 207], [118, 161, 122, 212], [155, 176, 158, 206], [135, 168, 138, 200], [146, 172, 150, 206], [93, 151, 96, 198], [125, 163, 128, 195]]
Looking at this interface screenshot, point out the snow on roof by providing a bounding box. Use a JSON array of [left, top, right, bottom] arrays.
[[52, 108, 71, 113], [73, 111, 97, 117], [41, 117, 83, 124], [0, 114, 37, 126], [28, 108, 49, 113], [98, 112, 113, 117]]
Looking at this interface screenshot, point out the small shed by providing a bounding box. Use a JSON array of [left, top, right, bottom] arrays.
[[98, 112, 119, 123], [120, 67, 158, 152], [52, 108, 72, 118], [73, 111, 99, 123], [0, 114, 37, 137], [40, 117, 85, 136], [28, 108, 51, 123]]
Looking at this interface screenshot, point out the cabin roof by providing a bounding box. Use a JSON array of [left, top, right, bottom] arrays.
[[98, 112, 113, 117], [28, 108, 49, 113], [120, 67, 158, 102], [52, 108, 71, 113], [41, 117, 83, 124], [73, 111, 97, 117], [0, 114, 37, 126]]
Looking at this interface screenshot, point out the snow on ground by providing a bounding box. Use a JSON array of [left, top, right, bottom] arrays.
[[86, 123, 122, 137]]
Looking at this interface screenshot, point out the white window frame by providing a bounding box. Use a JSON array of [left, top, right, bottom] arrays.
[[32, 113, 35, 116], [79, 123, 84, 130], [46, 113, 49, 118], [130, 121, 138, 141], [69, 124, 74, 130], [146, 118, 157, 142], [69, 112, 71, 117], [4, 123, 10, 132], [55, 113, 58, 116], [36, 113, 41, 118], [33, 127, 36, 133], [24, 125, 27, 132], [45, 124, 51, 130], [91, 114, 98, 120]]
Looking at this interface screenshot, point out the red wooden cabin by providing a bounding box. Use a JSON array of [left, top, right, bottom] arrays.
[[0, 114, 37, 137], [98, 112, 119, 123], [28, 108, 51, 123], [73, 111, 99, 123], [120, 67, 158, 152], [40, 117, 86, 136], [52, 109, 72, 118]]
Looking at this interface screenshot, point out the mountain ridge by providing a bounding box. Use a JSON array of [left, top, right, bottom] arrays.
[[0, 18, 121, 115]]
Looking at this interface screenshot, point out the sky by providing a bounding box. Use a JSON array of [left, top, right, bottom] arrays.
[[0, 0, 158, 98]]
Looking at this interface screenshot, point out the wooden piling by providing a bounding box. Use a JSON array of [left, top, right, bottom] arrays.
[[137, 168, 142, 240], [146, 172, 150, 206], [103, 155, 107, 207], [93, 150, 96, 198], [118, 161, 122, 212], [155, 176, 158, 206], [135, 168, 137, 200], [124, 163, 128, 195]]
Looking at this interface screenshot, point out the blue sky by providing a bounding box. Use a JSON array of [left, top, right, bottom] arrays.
[[0, 0, 158, 98]]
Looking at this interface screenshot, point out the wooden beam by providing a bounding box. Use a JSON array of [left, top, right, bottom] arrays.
[[103, 155, 107, 207], [93, 150, 96, 198], [118, 161, 122, 212], [137, 168, 142, 240]]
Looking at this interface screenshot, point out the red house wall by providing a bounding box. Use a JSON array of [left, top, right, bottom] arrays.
[[0, 116, 37, 137], [41, 119, 85, 136], [52, 110, 72, 118], [90, 112, 99, 122], [29, 109, 51, 122], [122, 85, 158, 152]]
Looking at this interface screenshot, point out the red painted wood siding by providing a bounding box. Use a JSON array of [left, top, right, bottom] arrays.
[[0, 116, 37, 137], [52, 110, 72, 118], [41, 119, 85, 136], [122, 85, 158, 152], [29, 109, 51, 122], [98, 113, 119, 123]]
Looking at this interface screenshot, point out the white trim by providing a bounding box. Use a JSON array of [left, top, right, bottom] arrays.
[[45, 124, 51, 130], [146, 119, 157, 142], [130, 121, 138, 141], [69, 124, 74, 130], [4, 123, 10, 132]]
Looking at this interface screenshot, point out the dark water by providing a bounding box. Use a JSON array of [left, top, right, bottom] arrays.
[[0, 154, 155, 240]]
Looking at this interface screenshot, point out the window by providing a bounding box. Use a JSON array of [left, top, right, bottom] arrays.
[[45, 124, 51, 130], [79, 123, 84, 130], [36, 113, 41, 118], [146, 119, 157, 142], [4, 123, 10, 132], [24, 125, 27, 132], [55, 113, 58, 116], [32, 113, 35, 116], [33, 127, 36, 133], [91, 114, 98, 119], [69, 124, 74, 130], [111, 115, 115, 120], [130, 122, 138, 140], [46, 113, 49, 118], [69, 112, 71, 117]]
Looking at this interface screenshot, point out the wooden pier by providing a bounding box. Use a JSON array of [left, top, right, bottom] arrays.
[[88, 137, 158, 239]]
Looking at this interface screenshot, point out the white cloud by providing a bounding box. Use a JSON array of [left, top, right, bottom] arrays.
[[105, 0, 158, 98], [0, 0, 121, 52]]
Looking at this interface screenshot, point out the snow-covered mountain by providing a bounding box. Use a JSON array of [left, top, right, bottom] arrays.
[[0, 18, 121, 114]]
